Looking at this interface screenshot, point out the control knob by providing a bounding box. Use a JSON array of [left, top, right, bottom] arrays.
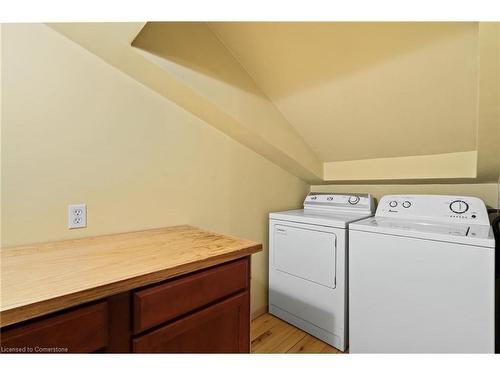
[[389, 201, 398, 208], [348, 196, 360, 205], [402, 201, 411, 208], [449, 200, 469, 214]]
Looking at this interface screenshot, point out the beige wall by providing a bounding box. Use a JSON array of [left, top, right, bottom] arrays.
[[210, 22, 500, 183], [131, 22, 323, 181], [49, 22, 323, 183], [323, 151, 477, 181], [476, 23, 500, 182], [1, 23, 499, 320], [1, 24, 309, 315], [49, 22, 500, 184], [210, 23, 479, 162]]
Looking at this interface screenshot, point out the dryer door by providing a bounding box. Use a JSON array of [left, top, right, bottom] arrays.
[[273, 224, 336, 289]]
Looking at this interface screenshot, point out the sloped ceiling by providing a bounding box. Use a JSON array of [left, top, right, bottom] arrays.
[[49, 22, 323, 182], [49, 22, 500, 183], [208, 22, 479, 162]]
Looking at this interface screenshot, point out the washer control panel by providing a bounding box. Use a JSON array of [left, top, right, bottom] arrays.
[[304, 192, 374, 213], [376, 195, 490, 225]]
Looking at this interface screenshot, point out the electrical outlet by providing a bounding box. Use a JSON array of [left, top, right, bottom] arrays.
[[68, 204, 87, 229]]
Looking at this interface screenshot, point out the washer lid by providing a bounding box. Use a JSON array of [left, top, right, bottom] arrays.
[[270, 209, 373, 228], [350, 216, 494, 248]]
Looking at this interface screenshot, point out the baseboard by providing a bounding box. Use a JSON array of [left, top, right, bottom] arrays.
[[251, 305, 268, 320]]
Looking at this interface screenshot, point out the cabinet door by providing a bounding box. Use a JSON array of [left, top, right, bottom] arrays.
[[133, 258, 249, 334], [0, 302, 108, 353], [133, 292, 249, 353]]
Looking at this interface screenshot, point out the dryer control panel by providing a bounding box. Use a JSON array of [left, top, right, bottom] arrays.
[[304, 192, 374, 213], [376, 195, 490, 225]]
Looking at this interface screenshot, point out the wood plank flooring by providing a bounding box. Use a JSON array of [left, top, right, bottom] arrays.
[[250, 313, 342, 354]]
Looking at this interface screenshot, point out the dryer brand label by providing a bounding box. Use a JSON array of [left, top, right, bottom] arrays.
[[276, 227, 287, 235]]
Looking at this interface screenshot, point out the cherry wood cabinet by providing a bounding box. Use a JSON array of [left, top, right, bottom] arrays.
[[0, 302, 108, 353], [133, 292, 249, 353], [133, 258, 249, 334], [0, 257, 251, 354]]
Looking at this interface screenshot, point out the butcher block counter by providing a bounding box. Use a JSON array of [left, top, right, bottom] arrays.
[[0, 226, 262, 353]]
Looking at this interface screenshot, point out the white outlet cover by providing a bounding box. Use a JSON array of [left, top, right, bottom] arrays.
[[68, 204, 87, 229]]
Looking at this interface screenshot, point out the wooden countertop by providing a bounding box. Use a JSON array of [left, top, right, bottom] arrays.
[[0, 225, 262, 328]]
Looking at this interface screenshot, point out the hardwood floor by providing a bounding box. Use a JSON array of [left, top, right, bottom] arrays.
[[250, 313, 342, 354]]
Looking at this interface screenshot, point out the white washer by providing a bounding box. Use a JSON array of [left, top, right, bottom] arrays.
[[269, 192, 374, 351], [349, 195, 495, 353]]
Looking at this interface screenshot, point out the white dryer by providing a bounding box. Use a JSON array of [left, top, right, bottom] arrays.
[[269, 192, 374, 351], [349, 195, 495, 353]]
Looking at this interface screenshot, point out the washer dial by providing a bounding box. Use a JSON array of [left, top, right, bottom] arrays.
[[348, 196, 360, 205], [449, 200, 469, 214]]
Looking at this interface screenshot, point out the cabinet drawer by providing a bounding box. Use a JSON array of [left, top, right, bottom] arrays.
[[133, 258, 249, 333], [133, 292, 249, 353], [0, 302, 108, 353]]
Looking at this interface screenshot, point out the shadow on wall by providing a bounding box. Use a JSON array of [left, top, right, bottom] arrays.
[[132, 22, 262, 96], [132, 22, 476, 98]]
